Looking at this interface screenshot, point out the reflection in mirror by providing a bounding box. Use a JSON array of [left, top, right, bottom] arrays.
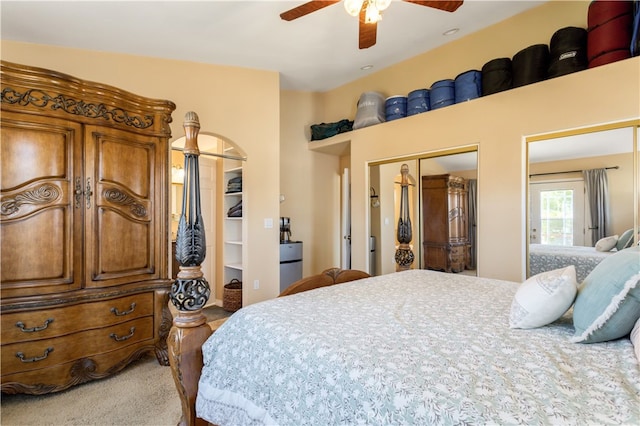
[[369, 159, 419, 276], [420, 151, 478, 276], [527, 124, 638, 282], [369, 149, 478, 277]]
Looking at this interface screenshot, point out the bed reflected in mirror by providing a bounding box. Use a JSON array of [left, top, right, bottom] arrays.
[[369, 148, 478, 277], [526, 123, 639, 282]]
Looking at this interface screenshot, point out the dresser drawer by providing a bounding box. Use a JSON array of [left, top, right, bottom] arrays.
[[1, 316, 153, 376], [1, 292, 153, 344], [1, 340, 155, 395]]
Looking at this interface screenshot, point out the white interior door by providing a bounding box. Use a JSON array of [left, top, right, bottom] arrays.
[[199, 157, 216, 305], [341, 167, 351, 269], [530, 180, 585, 246]]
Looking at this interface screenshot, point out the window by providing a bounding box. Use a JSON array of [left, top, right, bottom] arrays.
[[539, 189, 574, 245], [530, 180, 585, 246]]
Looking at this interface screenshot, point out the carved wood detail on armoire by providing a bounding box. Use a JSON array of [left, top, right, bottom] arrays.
[[422, 174, 470, 273], [0, 61, 176, 395]]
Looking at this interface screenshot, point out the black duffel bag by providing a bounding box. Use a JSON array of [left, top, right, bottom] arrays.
[[310, 119, 353, 141]]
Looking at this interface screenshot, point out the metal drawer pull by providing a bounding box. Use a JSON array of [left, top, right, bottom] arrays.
[[16, 347, 54, 363], [15, 318, 54, 333], [110, 303, 136, 316], [110, 327, 135, 342]]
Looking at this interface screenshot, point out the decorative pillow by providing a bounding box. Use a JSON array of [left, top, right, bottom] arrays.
[[616, 228, 634, 251], [509, 265, 577, 329], [631, 318, 640, 365], [595, 235, 618, 252], [572, 246, 640, 343]]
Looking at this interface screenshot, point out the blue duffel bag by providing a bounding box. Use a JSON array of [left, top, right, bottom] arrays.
[[429, 79, 455, 110], [455, 70, 482, 103]]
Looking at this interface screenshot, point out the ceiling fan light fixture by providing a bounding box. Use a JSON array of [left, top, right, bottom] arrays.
[[374, 0, 391, 11], [344, 0, 364, 16], [365, 3, 383, 23]]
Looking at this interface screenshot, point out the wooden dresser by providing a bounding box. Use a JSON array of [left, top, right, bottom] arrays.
[[422, 174, 469, 273], [0, 61, 176, 394]]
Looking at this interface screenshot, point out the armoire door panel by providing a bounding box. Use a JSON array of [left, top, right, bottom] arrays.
[[422, 178, 448, 243], [90, 129, 153, 198], [1, 208, 81, 297], [84, 126, 158, 287], [91, 211, 153, 280], [1, 124, 69, 189], [0, 114, 83, 298]]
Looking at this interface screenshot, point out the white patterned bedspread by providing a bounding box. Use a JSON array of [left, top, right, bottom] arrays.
[[196, 269, 640, 426], [529, 244, 614, 283]]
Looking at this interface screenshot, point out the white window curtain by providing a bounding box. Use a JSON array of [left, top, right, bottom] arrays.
[[582, 168, 610, 245]]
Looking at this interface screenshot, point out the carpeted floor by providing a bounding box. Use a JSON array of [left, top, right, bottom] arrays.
[[1, 305, 231, 426]]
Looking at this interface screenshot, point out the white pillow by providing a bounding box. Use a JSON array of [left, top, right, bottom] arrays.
[[630, 317, 640, 365], [595, 235, 618, 252], [509, 265, 578, 329]]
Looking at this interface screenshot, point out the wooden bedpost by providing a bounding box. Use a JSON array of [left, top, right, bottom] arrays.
[[168, 112, 212, 426], [395, 164, 415, 271]]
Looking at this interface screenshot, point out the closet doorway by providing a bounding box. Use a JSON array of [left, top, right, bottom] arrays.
[[171, 133, 247, 307]]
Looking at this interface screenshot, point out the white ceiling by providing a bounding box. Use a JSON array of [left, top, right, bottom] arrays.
[[1, 0, 546, 92]]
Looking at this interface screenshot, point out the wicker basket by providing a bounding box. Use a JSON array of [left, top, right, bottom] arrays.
[[223, 278, 242, 312]]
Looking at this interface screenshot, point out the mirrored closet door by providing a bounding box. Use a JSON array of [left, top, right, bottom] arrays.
[[526, 121, 639, 281], [369, 148, 478, 276]]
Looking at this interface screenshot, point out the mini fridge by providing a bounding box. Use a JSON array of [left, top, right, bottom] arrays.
[[280, 241, 303, 293]]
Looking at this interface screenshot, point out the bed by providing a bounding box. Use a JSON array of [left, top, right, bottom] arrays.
[[168, 112, 639, 426], [189, 268, 638, 425], [529, 243, 615, 283]]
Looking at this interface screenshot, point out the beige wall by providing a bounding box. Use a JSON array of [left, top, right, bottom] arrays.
[[279, 91, 341, 275], [1, 41, 282, 305]]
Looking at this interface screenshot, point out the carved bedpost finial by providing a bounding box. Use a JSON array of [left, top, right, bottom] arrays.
[[182, 111, 201, 155], [395, 164, 415, 271], [168, 111, 213, 426]]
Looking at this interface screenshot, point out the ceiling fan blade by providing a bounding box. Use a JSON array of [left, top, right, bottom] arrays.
[[359, 5, 377, 49], [402, 0, 463, 13], [280, 1, 340, 21]]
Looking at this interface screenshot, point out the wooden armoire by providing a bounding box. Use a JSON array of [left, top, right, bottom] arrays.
[[422, 174, 469, 273], [0, 61, 176, 394]]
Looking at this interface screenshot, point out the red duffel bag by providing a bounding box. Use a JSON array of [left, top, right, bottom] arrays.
[[589, 48, 631, 68], [588, 13, 633, 60], [587, 0, 633, 29]]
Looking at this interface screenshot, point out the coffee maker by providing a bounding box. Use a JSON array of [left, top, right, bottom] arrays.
[[280, 217, 292, 243]]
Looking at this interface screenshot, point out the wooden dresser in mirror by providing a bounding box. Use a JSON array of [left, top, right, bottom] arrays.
[[422, 174, 469, 272]]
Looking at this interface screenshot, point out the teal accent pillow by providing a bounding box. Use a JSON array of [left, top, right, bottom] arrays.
[[616, 228, 634, 251], [572, 246, 640, 343]]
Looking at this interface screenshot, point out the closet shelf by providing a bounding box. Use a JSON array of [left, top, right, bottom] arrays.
[[224, 263, 243, 271]]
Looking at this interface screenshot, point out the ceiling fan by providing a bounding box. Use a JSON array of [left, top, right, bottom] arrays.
[[280, 0, 464, 49]]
